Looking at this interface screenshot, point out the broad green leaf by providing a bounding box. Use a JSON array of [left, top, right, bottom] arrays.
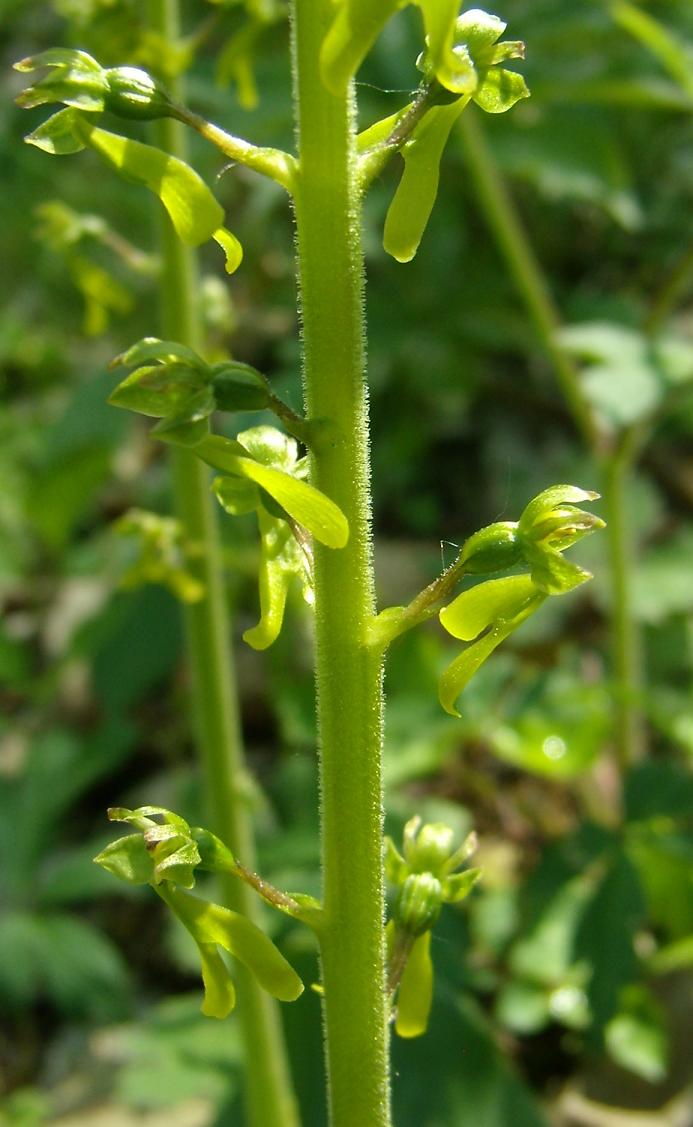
[[197, 435, 349, 549], [109, 362, 208, 417], [395, 931, 433, 1038], [71, 118, 226, 248], [93, 833, 155, 885], [439, 593, 544, 717], [384, 98, 470, 263], [440, 574, 538, 641], [473, 67, 530, 113], [25, 108, 87, 155]]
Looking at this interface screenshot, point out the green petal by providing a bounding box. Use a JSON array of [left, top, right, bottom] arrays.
[[199, 942, 236, 1018], [93, 833, 155, 885], [473, 67, 530, 114], [243, 517, 296, 651], [165, 889, 304, 1003], [384, 98, 469, 264], [443, 867, 482, 904], [439, 574, 538, 641], [519, 485, 600, 534], [439, 595, 544, 717], [109, 362, 208, 417], [526, 548, 592, 596], [213, 228, 243, 274], [72, 119, 225, 246], [395, 931, 433, 1038]]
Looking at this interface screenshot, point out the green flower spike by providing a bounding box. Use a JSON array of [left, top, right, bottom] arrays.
[[94, 807, 303, 1019], [438, 486, 603, 715], [385, 817, 480, 1037]]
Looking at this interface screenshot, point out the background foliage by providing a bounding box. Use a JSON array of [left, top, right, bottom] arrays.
[[1, 1, 692, 1124]]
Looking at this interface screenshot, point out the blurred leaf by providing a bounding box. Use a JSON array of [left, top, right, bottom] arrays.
[[605, 983, 669, 1082]]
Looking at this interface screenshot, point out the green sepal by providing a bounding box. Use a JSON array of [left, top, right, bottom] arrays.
[[383, 97, 469, 264], [212, 476, 260, 516], [14, 48, 107, 111], [417, 0, 476, 95], [473, 66, 530, 113], [197, 434, 349, 549], [24, 108, 88, 155], [439, 574, 538, 642], [161, 887, 304, 1014], [438, 591, 545, 717], [111, 337, 206, 372], [443, 867, 482, 903], [211, 362, 271, 412], [151, 387, 215, 446], [522, 545, 592, 596], [519, 485, 600, 535], [404, 821, 455, 875], [395, 930, 433, 1038], [93, 833, 155, 885], [109, 362, 209, 417]]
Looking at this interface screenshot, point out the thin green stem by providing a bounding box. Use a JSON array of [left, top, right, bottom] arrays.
[[291, 2, 391, 1124], [458, 109, 600, 452], [149, 3, 300, 1125], [174, 105, 298, 192]]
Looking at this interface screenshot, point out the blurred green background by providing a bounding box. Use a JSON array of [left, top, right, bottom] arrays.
[[1, 1, 692, 1124]]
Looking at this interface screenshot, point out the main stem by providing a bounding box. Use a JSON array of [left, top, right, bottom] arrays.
[[149, 4, 300, 1125], [291, 3, 391, 1125]]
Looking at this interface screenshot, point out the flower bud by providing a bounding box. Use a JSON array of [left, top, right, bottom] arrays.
[[394, 872, 443, 936], [404, 821, 455, 875], [104, 66, 176, 120]]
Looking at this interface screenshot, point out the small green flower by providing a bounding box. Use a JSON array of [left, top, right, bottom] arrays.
[[15, 49, 176, 120], [385, 817, 480, 1037]]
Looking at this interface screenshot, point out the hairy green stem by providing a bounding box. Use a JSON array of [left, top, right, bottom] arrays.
[[459, 108, 647, 768], [149, 3, 300, 1125], [291, 2, 391, 1124]]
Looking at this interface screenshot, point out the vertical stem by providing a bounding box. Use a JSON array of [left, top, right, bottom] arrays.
[[602, 440, 646, 769], [291, 3, 391, 1126], [149, 4, 300, 1125], [459, 109, 599, 451], [459, 108, 647, 768]]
